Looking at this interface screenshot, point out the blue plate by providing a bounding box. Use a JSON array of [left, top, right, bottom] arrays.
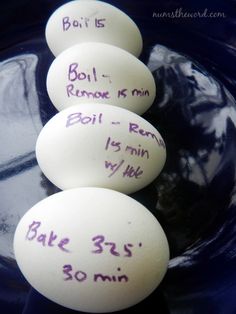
[[1, 1, 236, 313]]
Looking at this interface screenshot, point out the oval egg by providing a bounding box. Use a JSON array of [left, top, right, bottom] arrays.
[[35, 103, 166, 194], [45, 0, 143, 57], [14, 187, 169, 313], [46, 42, 156, 115]]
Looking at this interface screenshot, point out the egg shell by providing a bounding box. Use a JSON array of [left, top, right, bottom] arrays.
[[14, 187, 169, 313], [45, 0, 143, 57], [35, 103, 166, 194], [46, 42, 156, 115]]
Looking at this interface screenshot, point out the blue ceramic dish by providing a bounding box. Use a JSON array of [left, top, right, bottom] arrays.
[[1, 0, 236, 313]]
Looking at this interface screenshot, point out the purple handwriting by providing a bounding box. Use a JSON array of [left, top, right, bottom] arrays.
[[105, 136, 149, 159], [66, 84, 110, 100], [129, 123, 166, 148], [25, 221, 70, 253], [132, 88, 150, 97], [105, 160, 125, 178], [123, 164, 143, 178], [105, 160, 143, 179], [92, 234, 142, 257], [105, 137, 121, 152], [66, 112, 103, 128], [117, 88, 127, 98], [63, 264, 128, 283], [64, 114, 163, 152], [125, 145, 149, 159], [62, 17, 106, 31], [104, 137, 146, 179], [25, 222, 141, 258], [63, 264, 87, 282], [68, 63, 111, 84], [66, 85, 150, 101], [117, 88, 150, 98], [66, 64, 151, 101]]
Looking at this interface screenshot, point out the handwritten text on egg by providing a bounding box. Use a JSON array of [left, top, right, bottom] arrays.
[[65, 111, 165, 148], [62, 17, 106, 31], [66, 63, 150, 100], [65, 112, 165, 179], [25, 220, 142, 258]]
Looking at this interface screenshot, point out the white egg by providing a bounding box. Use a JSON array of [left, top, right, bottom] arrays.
[[46, 42, 156, 115], [45, 0, 143, 57], [14, 187, 169, 313], [35, 103, 166, 194]]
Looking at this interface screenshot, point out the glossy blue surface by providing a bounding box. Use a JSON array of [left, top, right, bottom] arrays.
[[1, 0, 236, 313]]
